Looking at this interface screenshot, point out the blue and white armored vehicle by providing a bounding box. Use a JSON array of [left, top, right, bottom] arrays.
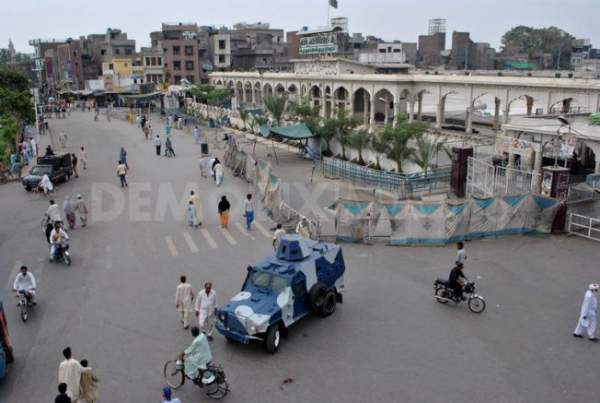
[[216, 235, 345, 353]]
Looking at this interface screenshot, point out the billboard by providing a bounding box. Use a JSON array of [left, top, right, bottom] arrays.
[[299, 32, 338, 55]]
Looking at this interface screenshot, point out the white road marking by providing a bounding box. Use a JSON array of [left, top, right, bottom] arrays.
[[235, 222, 255, 240], [6, 260, 23, 290], [183, 232, 199, 254], [105, 246, 113, 270], [253, 221, 272, 239], [165, 236, 179, 257], [201, 229, 218, 249], [220, 228, 238, 246]]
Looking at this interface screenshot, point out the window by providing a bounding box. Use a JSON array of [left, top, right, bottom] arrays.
[[115, 48, 120, 55], [172, 46, 180, 55], [145, 57, 151, 66], [108, 63, 113, 70], [379, 49, 386, 53], [150, 57, 156, 66], [100, 49, 106, 55], [185, 60, 194, 70], [174, 75, 182, 84], [157, 57, 162, 66], [185, 46, 193, 55], [164, 63, 168, 68], [393, 49, 401, 53], [186, 75, 195, 83], [126, 48, 133, 55], [163, 48, 167, 53], [173, 61, 181, 71], [218, 55, 225, 64], [124, 63, 128, 67], [146, 74, 152, 82], [73, 51, 77, 57], [218, 40, 226, 50]]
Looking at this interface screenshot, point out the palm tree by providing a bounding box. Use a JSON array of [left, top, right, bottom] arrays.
[[264, 95, 287, 127], [381, 120, 426, 173], [347, 130, 371, 165], [239, 108, 250, 130], [370, 131, 389, 170], [336, 109, 361, 160], [315, 118, 337, 157], [411, 133, 446, 175]]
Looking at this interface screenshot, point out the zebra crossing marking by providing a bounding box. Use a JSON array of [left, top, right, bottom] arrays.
[[253, 221, 272, 238], [201, 229, 218, 249], [220, 228, 238, 246], [235, 222, 255, 240], [165, 236, 179, 257], [183, 232, 199, 254]]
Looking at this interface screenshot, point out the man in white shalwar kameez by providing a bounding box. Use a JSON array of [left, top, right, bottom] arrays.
[[175, 275, 195, 329], [574, 283, 599, 342], [184, 326, 212, 380], [58, 347, 90, 401], [195, 282, 217, 340]]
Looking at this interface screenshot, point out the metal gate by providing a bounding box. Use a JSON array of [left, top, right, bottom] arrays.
[[467, 157, 540, 197], [568, 213, 600, 242]]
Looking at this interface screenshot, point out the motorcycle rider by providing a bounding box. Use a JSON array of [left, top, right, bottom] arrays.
[[448, 262, 467, 300], [46, 199, 62, 223], [12, 265, 37, 304], [49, 221, 70, 259]]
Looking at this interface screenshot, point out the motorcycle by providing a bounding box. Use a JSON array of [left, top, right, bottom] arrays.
[[16, 290, 34, 322], [433, 278, 486, 313], [164, 354, 229, 400], [49, 243, 71, 266]]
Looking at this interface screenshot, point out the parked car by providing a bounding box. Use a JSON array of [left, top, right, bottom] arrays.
[[216, 235, 346, 353], [22, 153, 73, 191]]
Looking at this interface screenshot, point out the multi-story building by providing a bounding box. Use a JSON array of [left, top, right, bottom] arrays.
[[140, 47, 165, 85], [472, 42, 496, 70], [418, 32, 445, 67], [210, 31, 231, 71], [403, 42, 418, 65], [56, 39, 84, 90], [86, 28, 136, 74], [449, 31, 474, 70], [29, 38, 69, 93], [286, 31, 300, 59], [230, 22, 290, 71]]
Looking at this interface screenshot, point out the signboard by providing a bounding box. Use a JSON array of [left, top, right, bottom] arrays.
[[299, 32, 338, 55], [496, 136, 540, 156]]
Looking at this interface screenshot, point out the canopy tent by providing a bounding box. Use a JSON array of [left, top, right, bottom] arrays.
[[118, 91, 164, 100], [259, 123, 314, 139]]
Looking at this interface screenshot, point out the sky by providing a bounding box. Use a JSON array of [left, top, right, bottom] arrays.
[[3, 0, 600, 53]]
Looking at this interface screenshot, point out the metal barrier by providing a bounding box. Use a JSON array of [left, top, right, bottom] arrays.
[[568, 213, 600, 242], [320, 157, 451, 197], [467, 157, 540, 197]]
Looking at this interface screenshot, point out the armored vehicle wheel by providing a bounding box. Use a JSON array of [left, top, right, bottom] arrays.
[[319, 290, 337, 317], [307, 282, 327, 313], [265, 324, 281, 354]]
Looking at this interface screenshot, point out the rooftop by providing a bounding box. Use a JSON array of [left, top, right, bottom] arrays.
[[503, 115, 600, 142]]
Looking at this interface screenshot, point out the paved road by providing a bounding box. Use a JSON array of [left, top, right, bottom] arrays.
[[0, 112, 599, 403]]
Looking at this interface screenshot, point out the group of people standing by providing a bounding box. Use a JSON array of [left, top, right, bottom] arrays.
[[175, 277, 217, 339], [56, 347, 98, 403]]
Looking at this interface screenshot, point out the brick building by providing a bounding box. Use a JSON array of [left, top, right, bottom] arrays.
[[418, 32, 445, 67]]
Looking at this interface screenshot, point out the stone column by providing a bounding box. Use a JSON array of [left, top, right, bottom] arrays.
[[384, 95, 390, 124], [493, 97, 501, 131], [466, 106, 473, 134], [533, 143, 544, 193], [436, 100, 444, 130], [526, 96, 534, 115], [369, 94, 376, 132], [503, 89, 511, 124], [363, 92, 369, 126], [251, 86, 256, 105], [408, 97, 415, 123], [546, 91, 553, 114], [417, 92, 423, 121]]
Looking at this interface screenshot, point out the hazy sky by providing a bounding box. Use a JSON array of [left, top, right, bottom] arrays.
[[3, 0, 600, 53]]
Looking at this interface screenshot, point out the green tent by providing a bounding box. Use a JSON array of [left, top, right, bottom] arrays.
[[259, 123, 314, 139]]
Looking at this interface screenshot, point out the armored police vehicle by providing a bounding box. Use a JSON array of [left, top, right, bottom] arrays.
[[216, 235, 345, 353]]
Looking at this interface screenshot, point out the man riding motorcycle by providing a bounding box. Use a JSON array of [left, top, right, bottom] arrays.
[[49, 222, 69, 260], [448, 262, 466, 300], [183, 326, 212, 382], [12, 265, 36, 304]]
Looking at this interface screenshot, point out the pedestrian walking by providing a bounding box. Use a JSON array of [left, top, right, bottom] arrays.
[[195, 282, 217, 341], [574, 284, 599, 342], [456, 242, 467, 265], [71, 153, 79, 178], [116, 160, 128, 188], [161, 386, 182, 403], [119, 147, 129, 169], [175, 275, 195, 329], [75, 195, 88, 227], [273, 223, 286, 250], [143, 124, 150, 140], [22, 141, 31, 166], [79, 359, 99, 403], [296, 216, 311, 239], [214, 160, 224, 187], [165, 137, 176, 157], [244, 194, 254, 230], [63, 196, 76, 230], [58, 347, 90, 401], [154, 135, 162, 156], [55, 383, 71, 403], [59, 131, 68, 148], [193, 125, 200, 144], [186, 201, 198, 227], [189, 191, 202, 227], [166, 122, 172, 138], [135, 114, 141, 128], [30, 137, 37, 158], [217, 196, 230, 228], [79, 146, 87, 170]]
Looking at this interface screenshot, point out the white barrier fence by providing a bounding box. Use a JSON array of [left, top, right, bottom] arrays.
[[467, 157, 540, 197], [568, 213, 600, 242]]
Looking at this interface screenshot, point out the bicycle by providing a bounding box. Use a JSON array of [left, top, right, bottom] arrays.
[[163, 354, 229, 400]]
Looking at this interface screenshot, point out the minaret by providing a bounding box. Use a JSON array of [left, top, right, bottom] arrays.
[[8, 38, 16, 62]]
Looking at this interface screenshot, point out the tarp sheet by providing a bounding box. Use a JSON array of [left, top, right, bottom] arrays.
[[260, 123, 314, 139]]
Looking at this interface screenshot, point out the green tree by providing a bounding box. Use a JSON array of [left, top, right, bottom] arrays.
[[264, 95, 287, 127], [0, 69, 33, 157], [347, 130, 371, 165], [370, 131, 389, 170], [381, 117, 428, 173], [315, 118, 337, 156], [207, 88, 231, 107], [335, 109, 361, 160], [239, 108, 250, 130], [411, 133, 445, 175], [501, 25, 575, 68]]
